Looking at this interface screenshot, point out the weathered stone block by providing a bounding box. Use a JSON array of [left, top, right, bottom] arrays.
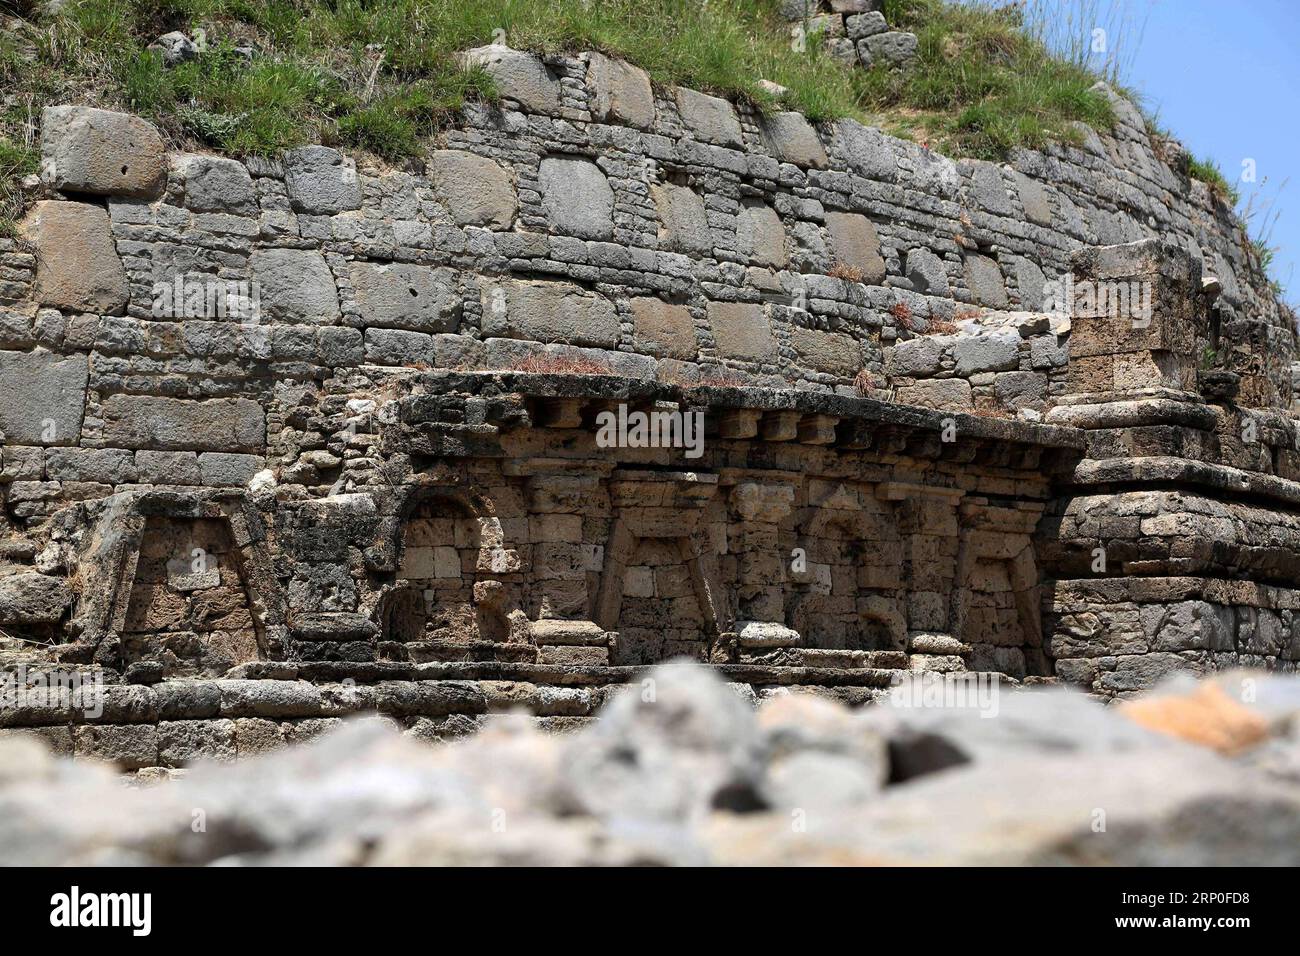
[[859, 31, 919, 69], [45, 447, 136, 483], [845, 11, 888, 40], [887, 337, 943, 377], [630, 298, 696, 360], [349, 261, 459, 332], [73, 724, 158, 769], [199, 452, 263, 486], [894, 378, 973, 411], [674, 88, 743, 147], [158, 718, 236, 766], [41, 106, 165, 198], [736, 201, 787, 269], [482, 279, 620, 348], [251, 248, 340, 323], [826, 212, 886, 284], [0, 571, 71, 625], [993, 370, 1048, 410], [0, 348, 87, 445], [964, 253, 1009, 309], [966, 161, 1015, 216], [790, 326, 861, 377], [832, 120, 898, 182], [760, 112, 827, 168], [24, 201, 129, 314], [652, 183, 712, 255], [102, 395, 265, 452], [1012, 171, 1052, 226], [177, 154, 257, 213], [584, 53, 654, 128], [708, 302, 776, 362], [428, 150, 516, 228], [906, 247, 950, 296], [538, 156, 615, 240], [283, 145, 361, 214], [136, 451, 202, 484], [460, 45, 562, 115], [953, 332, 1020, 375]]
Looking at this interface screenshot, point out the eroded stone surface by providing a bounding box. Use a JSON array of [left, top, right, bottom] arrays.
[[41, 106, 165, 198]]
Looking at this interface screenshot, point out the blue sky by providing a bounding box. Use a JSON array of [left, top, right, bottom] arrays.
[[1032, 0, 1299, 300]]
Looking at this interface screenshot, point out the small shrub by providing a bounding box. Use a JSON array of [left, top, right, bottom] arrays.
[[891, 301, 923, 332], [853, 368, 883, 395], [1188, 155, 1241, 206], [509, 352, 615, 376], [696, 369, 747, 388], [828, 261, 864, 283]]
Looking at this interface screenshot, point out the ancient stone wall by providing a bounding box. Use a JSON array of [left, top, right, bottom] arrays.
[[0, 44, 1296, 767]]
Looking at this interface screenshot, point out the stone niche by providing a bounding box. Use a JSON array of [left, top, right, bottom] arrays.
[[121, 516, 260, 676], [782, 487, 906, 653], [376, 492, 525, 661]]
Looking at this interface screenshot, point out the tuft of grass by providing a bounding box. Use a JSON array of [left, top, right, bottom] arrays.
[[0, 138, 39, 237], [1187, 154, 1241, 206], [863, 0, 1116, 158]]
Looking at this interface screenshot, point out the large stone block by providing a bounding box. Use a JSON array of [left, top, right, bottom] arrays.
[[538, 156, 615, 240], [652, 183, 712, 255], [44, 447, 136, 483], [428, 150, 516, 228], [584, 53, 655, 128], [41, 105, 165, 198], [24, 201, 129, 314], [894, 378, 973, 411], [905, 247, 950, 296], [707, 302, 776, 362], [0, 572, 71, 625], [481, 279, 620, 348], [826, 212, 886, 284], [283, 146, 361, 214], [953, 332, 1020, 375], [965, 161, 1014, 216], [72, 724, 158, 770], [790, 327, 861, 377], [859, 30, 919, 69], [177, 154, 257, 214], [102, 395, 265, 452], [760, 112, 827, 168], [158, 719, 236, 766], [251, 248, 340, 324], [736, 201, 787, 269], [832, 120, 899, 182], [674, 88, 743, 147], [460, 45, 562, 115], [1012, 171, 1052, 226], [348, 261, 459, 332], [887, 337, 943, 377], [964, 253, 1009, 309], [0, 348, 87, 445], [630, 298, 696, 360]]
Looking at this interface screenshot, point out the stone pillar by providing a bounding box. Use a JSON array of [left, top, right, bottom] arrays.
[[728, 481, 798, 650], [1065, 238, 1205, 400], [876, 482, 965, 668]]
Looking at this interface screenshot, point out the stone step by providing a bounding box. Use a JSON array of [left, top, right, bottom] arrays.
[[739, 647, 909, 670], [388, 640, 538, 664]]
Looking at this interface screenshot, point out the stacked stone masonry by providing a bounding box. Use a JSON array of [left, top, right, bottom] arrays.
[[0, 46, 1296, 766]]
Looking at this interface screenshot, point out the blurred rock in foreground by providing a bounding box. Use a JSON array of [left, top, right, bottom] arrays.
[[1, 661, 1298, 865]]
